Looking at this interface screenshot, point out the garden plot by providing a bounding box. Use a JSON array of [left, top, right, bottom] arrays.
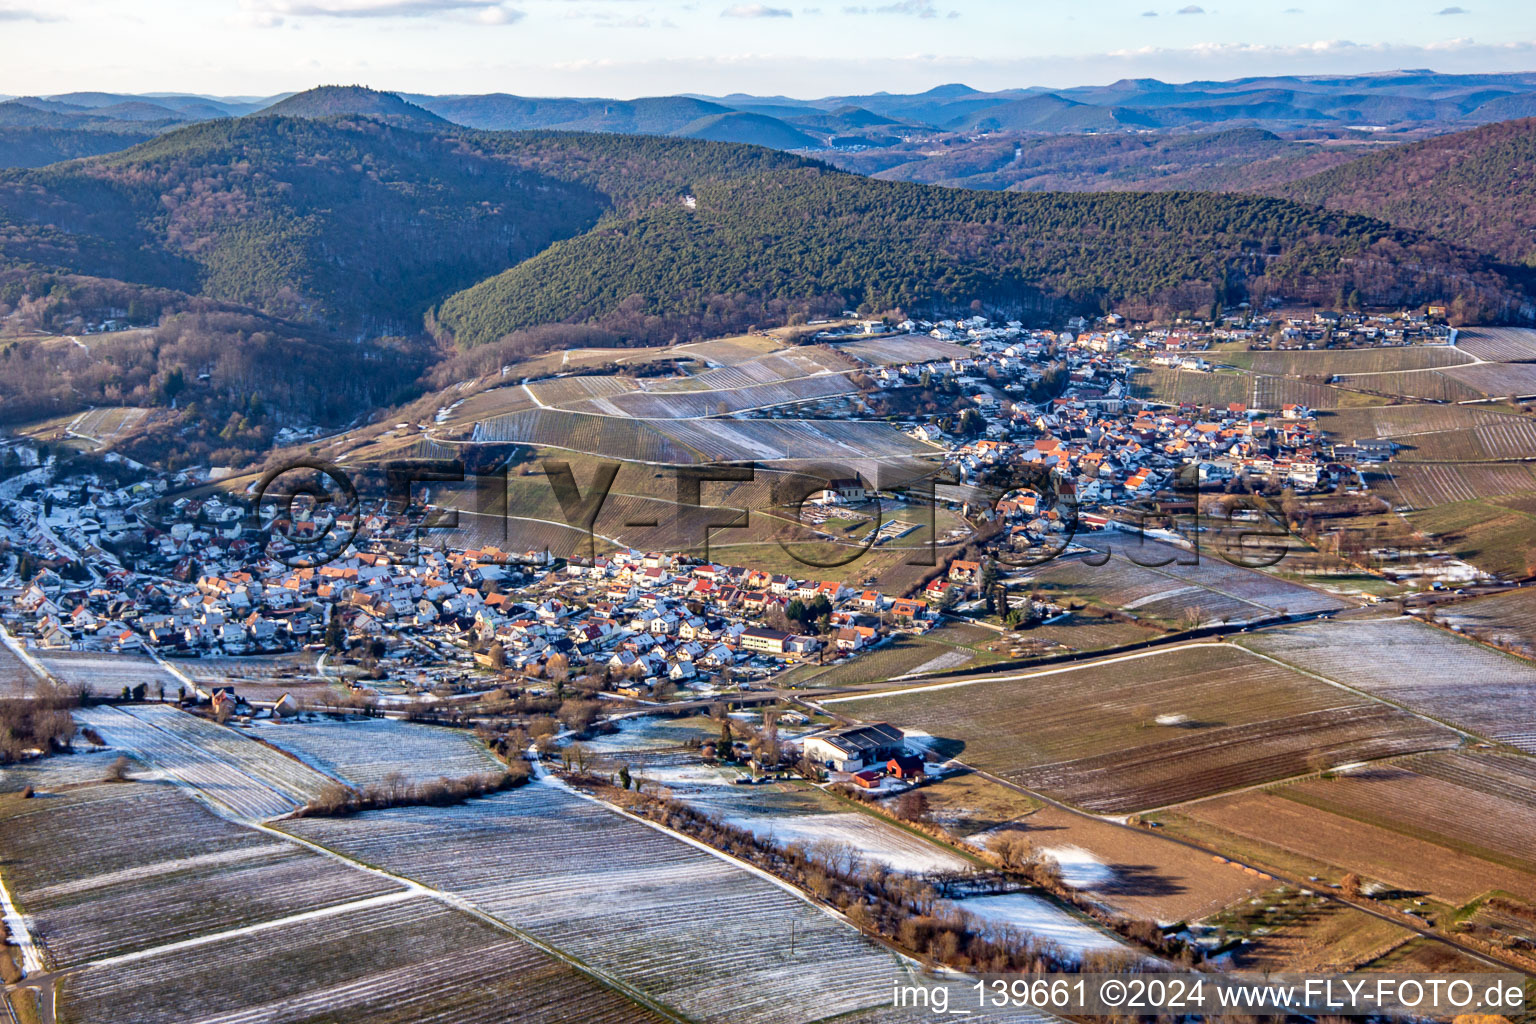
[[253, 717, 503, 786], [74, 704, 330, 819], [828, 644, 1456, 813], [56, 896, 664, 1024], [284, 782, 926, 1024], [0, 780, 400, 970], [32, 650, 181, 695], [1454, 326, 1536, 363], [1241, 617, 1536, 752]]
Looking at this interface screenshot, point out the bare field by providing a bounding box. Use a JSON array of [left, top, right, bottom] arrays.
[[1003, 805, 1269, 923], [1242, 617, 1536, 752], [1176, 787, 1536, 906], [826, 644, 1454, 813], [1281, 751, 1536, 878]]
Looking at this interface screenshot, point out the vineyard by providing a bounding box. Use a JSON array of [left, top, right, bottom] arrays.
[[652, 418, 935, 462], [75, 704, 332, 819], [1131, 368, 1375, 411], [1334, 369, 1482, 402], [1318, 404, 1515, 439], [1439, 588, 1536, 657], [1241, 617, 1536, 752], [835, 337, 975, 365], [1016, 544, 1345, 629], [1179, 781, 1536, 906], [471, 409, 702, 462], [66, 406, 149, 448], [56, 896, 664, 1024], [1453, 326, 1536, 363], [1387, 418, 1536, 462], [255, 718, 504, 786], [582, 373, 857, 418], [33, 651, 181, 694], [1443, 359, 1536, 398], [284, 783, 923, 1024], [1282, 751, 1536, 879], [1232, 347, 1471, 376], [0, 780, 400, 970], [650, 349, 848, 391], [1383, 462, 1536, 507], [827, 644, 1453, 813]]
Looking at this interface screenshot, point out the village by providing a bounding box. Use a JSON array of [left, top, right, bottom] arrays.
[[0, 305, 1467, 713]]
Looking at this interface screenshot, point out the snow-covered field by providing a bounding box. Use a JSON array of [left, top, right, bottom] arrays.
[[950, 893, 1129, 959], [1040, 846, 1115, 889], [252, 717, 503, 786], [285, 781, 926, 1024], [74, 705, 329, 819], [723, 811, 971, 875]]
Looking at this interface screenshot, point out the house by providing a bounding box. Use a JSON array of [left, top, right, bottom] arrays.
[[947, 559, 981, 583], [887, 754, 925, 781], [802, 722, 906, 772], [850, 769, 883, 789], [828, 478, 867, 502]]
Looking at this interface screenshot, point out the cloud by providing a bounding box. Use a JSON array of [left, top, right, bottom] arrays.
[[1435, 5, 1468, 12], [0, 5, 64, 20], [1141, 8, 1157, 14], [1176, 4, 1204, 12], [722, 2, 792, 15], [842, 0, 945, 15], [1283, 5, 1302, 11], [234, 0, 524, 25]]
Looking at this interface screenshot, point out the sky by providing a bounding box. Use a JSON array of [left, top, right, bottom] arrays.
[[3, 0, 1536, 99]]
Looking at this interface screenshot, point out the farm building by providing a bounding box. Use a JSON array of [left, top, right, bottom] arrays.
[[803, 722, 906, 772]]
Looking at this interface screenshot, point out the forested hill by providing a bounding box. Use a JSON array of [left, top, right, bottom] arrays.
[[0, 117, 609, 330], [434, 166, 1526, 348], [0, 113, 1528, 348], [1271, 117, 1536, 266]]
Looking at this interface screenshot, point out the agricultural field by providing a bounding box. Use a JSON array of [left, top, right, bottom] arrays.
[[283, 781, 936, 1024], [0, 778, 401, 970], [835, 336, 975, 365], [1384, 461, 1536, 507], [1319, 403, 1521, 439], [1131, 367, 1382, 410], [1384, 417, 1536, 462], [825, 644, 1455, 813], [1227, 346, 1472, 376], [252, 717, 504, 786], [1442, 359, 1536, 398], [1335, 368, 1485, 402], [1454, 326, 1536, 363], [671, 333, 789, 365], [1014, 540, 1347, 630], [1439, 587, 1536, 657], [1000, 804, 1270, 923], [1206, 890, 1415, 972], [74, 704, 331, 819], [64, 406, 149, 449], [56, 896, 666, 1024], [32, 651, 182, 696], [1242, 617, 1536, 751], [0, 637, 42, 697], [1170, 783, 1536, 907], [469, 409, 701, 462], [1404, 496, 1536, 578]]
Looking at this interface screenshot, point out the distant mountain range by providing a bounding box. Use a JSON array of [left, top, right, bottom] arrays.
[[9, 70, 1536, 170]]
